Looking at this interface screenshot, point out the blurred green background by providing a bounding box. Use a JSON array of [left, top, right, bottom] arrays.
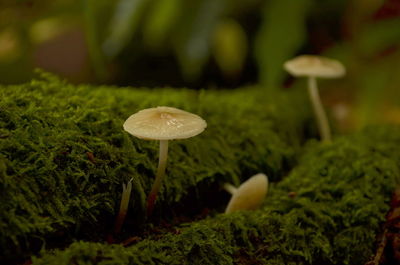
[[0, 0, 400, 130]]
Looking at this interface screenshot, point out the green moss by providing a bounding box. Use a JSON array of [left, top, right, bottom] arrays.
[[0, 71, 312, 262], [31, 127, 400, 265]]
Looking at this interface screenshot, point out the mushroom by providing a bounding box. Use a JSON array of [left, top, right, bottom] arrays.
[[224, 173, 268, 213], [123, 106, 207, 216], [284, 55, 345, 142], [114, 179, 133, 234]]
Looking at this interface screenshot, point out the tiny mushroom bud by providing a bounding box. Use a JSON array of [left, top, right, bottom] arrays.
[[284, 55, 345, 142], [123, 106, 207, 216], [224, 173, 268, 214], [114, 179, 133, 234]]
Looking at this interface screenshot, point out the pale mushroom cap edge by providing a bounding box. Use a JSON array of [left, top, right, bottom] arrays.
[[225, 173, 268, 214], [284, 55, 346, 78], [123, 106, 207, 140]]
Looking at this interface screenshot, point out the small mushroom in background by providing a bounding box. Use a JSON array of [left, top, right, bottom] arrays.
[[123, 106, 207, 216], [224, 173, 268, 214], [114, 178, 133, 234], [284, 55, 346, 142]]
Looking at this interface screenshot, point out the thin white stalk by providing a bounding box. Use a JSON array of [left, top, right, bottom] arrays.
[[146, 140, 169, 215], [223, 183, 237, 195], [307, 76, 331, 142]]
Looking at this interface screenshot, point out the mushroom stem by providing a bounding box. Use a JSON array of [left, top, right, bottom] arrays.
[[307, 76, 331, 142], [146, 139, 169, 216], [223, 183, 237, 195]]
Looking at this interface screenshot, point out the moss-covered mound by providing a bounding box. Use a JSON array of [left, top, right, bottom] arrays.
[[0, 72, 312, 263], [31, 127, 400, 265]]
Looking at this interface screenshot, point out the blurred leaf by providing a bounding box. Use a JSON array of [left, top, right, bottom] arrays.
[[29, 17, 75, 44], [355, 50, 400, 126], [255, 0, 311, 91], [224, 0, 262, 15], [356, 66, 389, 128], [212, 19, 247, 80], [358, 18, 400, 56], [347, 0, 384, 31], [0, 27, 20, 63], [352, 0, 384, 17], [173, 0, 225, 82], [102, 0, 150, 58], [0, 25, 32, 83], [143, 0, 181, 51], [83, 0, 108, 80]]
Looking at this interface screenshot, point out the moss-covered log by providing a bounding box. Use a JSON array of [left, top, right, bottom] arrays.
[[31, 127, 400, 265], [0, 72, 312, 263]]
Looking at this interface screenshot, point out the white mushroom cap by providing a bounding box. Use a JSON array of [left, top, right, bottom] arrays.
[[123, 106, 207, 140], [225, 173, 268, 214], [284, 55, 345, 78]]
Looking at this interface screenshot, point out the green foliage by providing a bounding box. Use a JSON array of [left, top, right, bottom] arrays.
[[102, 0, 150, 58], [317, 4, 400, 128], [358, 18, 400, 56], [0, 71, 310, 263], [83, 0, 109, 80], [356, 66, 390, 127], [255, 0, 311, 90], [142, 0, 181, 50], [172, 0, 225, 81], [2, 0, 398, 111], [32, 126, 400, 265]]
